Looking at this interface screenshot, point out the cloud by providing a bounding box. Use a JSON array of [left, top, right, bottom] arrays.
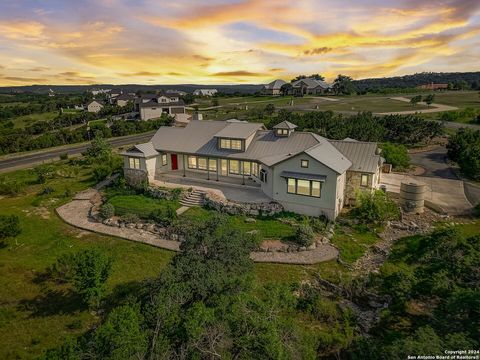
[[211, 70, 265, 77], [118, 71, 163, 77], [1, 76, 47, 83], [303, 47, 332, 55]]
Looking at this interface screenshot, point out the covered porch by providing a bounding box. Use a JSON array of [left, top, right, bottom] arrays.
[[153, 170, 270, 203]]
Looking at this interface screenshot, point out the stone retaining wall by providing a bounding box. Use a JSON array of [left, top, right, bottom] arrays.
[[204, 193, 283, 217], [124, 168, 148, 187]]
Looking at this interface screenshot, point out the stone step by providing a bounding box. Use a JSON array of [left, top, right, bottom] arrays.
[[180, 199, 204, 206]]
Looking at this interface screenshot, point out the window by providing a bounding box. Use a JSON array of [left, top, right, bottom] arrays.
[[277, 129, 289, 136], [220, 138, 230, 149], [188, 156, 197, 169], [128, 157, 140, 170], [209, 159, 217, 171], [286, 178, 321, 198], [231, 139, 242, 150], [251, 162, 259, 177], [229, 160, 240, 174], [361, 174, 369, 187], [260, 169, 267, 183], [198, 157, 207, 170], [161, 154, 167, 166], [242, 161, 251, 175], [301, 159, 309, 168], [287, 178, 296, 193]]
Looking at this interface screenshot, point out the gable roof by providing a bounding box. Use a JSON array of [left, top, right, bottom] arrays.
[[264, 79, 287, 90], [214, 122, 264, 139], [116, 94, 135, 101], [330, 140, 382, 173], [88, 100, 105, 106], [307, 135, 352, 174], [122, 142, 158, 158], [140, 99, 185, 108], [292, 78, 330, 89], [273, 121, 297, 130]]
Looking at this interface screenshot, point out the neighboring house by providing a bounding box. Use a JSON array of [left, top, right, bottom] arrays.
[[416, 83, 448, 90], [166, 89, 187, 96], [134, 94, 186, 120], [87, 100, 105, 113], [261, 79, 287, 95], [115, 94, 135, 107], [290, 78, 331, 96], [122, 120, 383, 219], [91, 89, 111, 96], [193, 89, 218, 96]]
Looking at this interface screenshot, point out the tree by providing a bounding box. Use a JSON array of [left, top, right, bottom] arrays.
[[424, 94, 435, 107], [381, 142, 410, 169], [211, 98, 219, 107], [93, 304, 147, 360], [309, 73, 325, 81], [447, 128, 480, 180], [264, 103, 275, 115], [34, 164, 54, 184], [333, 75, 355, 95], [291, 75, 307, 83], [84, 133, 112, 161], [410, 95, 422, 106], [354, 190, 400, 224], [69, 249, 113, 309], [0, 214, 21, 239]]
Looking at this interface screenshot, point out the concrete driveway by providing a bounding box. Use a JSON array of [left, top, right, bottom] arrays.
[[381, 173, 472, 215]]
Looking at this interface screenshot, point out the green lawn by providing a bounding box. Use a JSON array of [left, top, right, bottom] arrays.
[[180, 207, 296, 240], [12, 111, 58, 128], [107, 195, 180, 219], [331, 224, 381, 263]]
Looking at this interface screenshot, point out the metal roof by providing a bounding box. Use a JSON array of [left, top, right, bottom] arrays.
[[264, 79, 287, 90], [280, 171, 327, 181], [307, 135, 352, 174], [330, 140, 382, 173], [213, 122, 264, 139], [139, 99, 185, 108], [122, 142, 158, 158], [273, 121, 297, 130]]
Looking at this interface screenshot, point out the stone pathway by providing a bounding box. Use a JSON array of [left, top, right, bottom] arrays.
[[56, 189, 339, 265]]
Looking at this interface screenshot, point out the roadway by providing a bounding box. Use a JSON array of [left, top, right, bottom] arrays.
[[0, 131, 155, 173]]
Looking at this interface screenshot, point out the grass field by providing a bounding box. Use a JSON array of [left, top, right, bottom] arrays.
[[11, 111, 58, 128], [107, 194, 180, 219], [181, 206, 296, 240]]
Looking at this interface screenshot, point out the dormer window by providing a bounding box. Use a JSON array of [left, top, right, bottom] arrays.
[[219, 138, 243, 150], [277, 129, 289, 136], [273, 120, 297, 137]]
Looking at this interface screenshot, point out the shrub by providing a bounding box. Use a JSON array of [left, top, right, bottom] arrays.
[[295, 224, 315, 247], [381, 142, 410, 169], [92, 165, 112, 182], [474, 203, 480, 218], [59, 153, 69, 160], [309, 216, 328, 233], [38, 186, 55, 195], [47, 253, 76, 282], [0, 179, 25, 196], [149, 205, 177, 226], [170, 187, 182, 200], [34, 164, 54, 184], [121, 213, 140, 223], [0, 215, 21, 239], [100, 203, 115, 219], [354, 190, 400, 224]]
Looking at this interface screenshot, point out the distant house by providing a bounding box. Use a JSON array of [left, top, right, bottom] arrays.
[[416, 83, 448, 91], [48, 89, 55, 97], [166, 89, 187, 96], [261, 79, 287, 95], [87, 100, 105, 113], [122, 120, 383, 219], [290, 78, 331, 96], [115, 94, 135, 107], [91, 89, 111, 96], [193, 89, 218, 96], [134, 93, 186, 121]]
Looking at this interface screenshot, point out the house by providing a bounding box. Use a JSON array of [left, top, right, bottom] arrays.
[[416, 83, 448, 91], [87, 100, 105, 113], [134, 94, 186, 120], [91, 88, 111, 96], [166, 89, 187, 96], [290, 78, 331, 96], [122, 120, 383, 219], [261, 79, 287, 95], [115, 94, 135, 107], [193, 89, 218, 96]]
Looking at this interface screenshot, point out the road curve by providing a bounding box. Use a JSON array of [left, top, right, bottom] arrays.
[[0, 131, 155, 173]]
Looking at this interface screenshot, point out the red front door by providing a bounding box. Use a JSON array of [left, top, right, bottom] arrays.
[[171, 154, 178, 170]]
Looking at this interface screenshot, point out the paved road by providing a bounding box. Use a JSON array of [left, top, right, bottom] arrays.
[[409, 146, 480, 207], [0, 131, 155, 173]]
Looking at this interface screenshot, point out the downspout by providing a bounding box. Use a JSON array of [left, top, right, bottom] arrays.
[[183, 154, 186, 177]]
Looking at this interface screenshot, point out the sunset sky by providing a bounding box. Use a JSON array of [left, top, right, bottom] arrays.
[[0, 0, 479, 86]]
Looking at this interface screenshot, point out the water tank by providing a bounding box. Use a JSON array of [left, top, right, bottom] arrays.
[[399, 182, 426, 213]]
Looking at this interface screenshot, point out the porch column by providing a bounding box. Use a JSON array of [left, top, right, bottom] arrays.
[[216, 159, 219, 181], [183, 154, 186, 177], [207, 157, 210, 180], [242, 161, 245, 185]]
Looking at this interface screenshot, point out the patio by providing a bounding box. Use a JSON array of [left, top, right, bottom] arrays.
[[152, 170, 271, 203]]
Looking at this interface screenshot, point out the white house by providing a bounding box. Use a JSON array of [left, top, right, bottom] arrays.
[[87, 100, 105, 113], [122, 120, 384, 219], [261, 79, 287, 95], [193, 89, 218, 96], [134, 94, 186, 121]]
